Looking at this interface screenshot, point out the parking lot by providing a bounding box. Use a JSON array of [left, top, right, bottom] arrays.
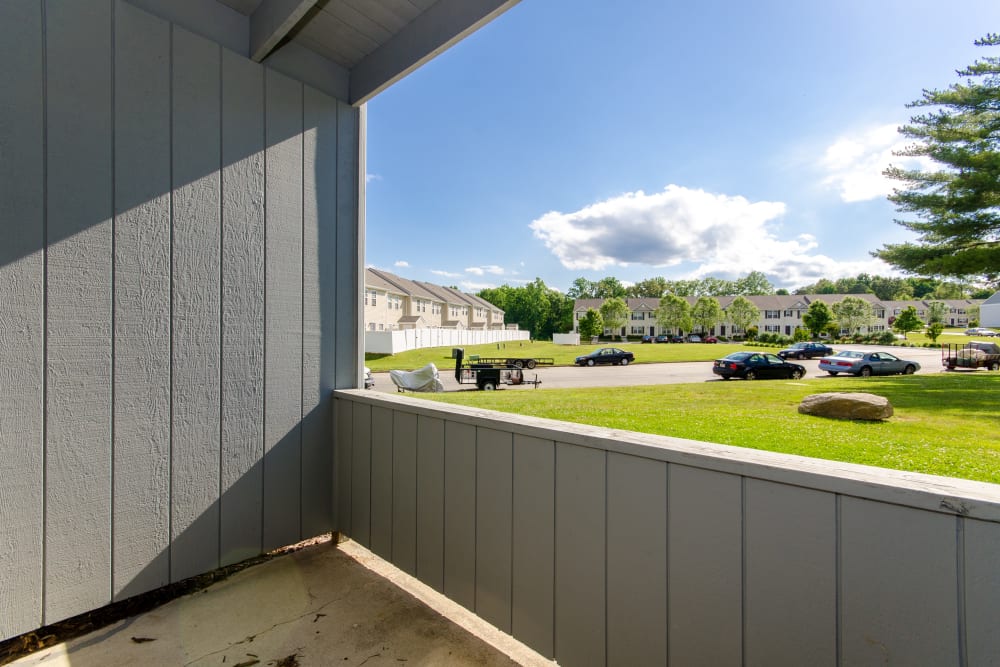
[[372, 344, 950, 393]]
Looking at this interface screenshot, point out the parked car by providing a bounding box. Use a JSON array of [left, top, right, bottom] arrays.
[[364, 366, 375, 389], [686, 334, 702, 343], [641, 334, 655, 343], [965, 327, 997, 337], [575, 347, 635, 366], [655, 334, 671, 343], [777, 341, 834, 360], [670, 335, 686, 343], [818, 350, 920, 377], [712, 351, 806, 380], [702, 335, 718, 343]]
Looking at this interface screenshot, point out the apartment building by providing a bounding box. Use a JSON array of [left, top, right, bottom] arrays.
[[364, 268, 506, 332], [573, 295, 982, 337]]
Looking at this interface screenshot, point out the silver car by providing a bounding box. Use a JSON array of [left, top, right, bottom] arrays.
[[818, 350, 920, 377]]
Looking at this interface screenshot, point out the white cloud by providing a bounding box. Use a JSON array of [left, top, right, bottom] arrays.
[[820, 124, 933, 202], [528, 184, 901, 289], [430, 269, 461, 278], [365, 173, 382, 184], [529, 185, 787, 271], [394, 260, 410, 268], [461, 280, 496, 291], [465, 265, 505, 276]]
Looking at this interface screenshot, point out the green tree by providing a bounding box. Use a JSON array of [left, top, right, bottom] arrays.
[[577, 308, 604, 339], [567, 277, 597, 299], [655, 295, 692, 334], [477, 278, 573, 339], [725, 296, 760, 337], [892, 306, 924, 339], [926, 300, 948, 324], [832, 296, 874, 334], [599, 297, 630, 335], [691, 296, 723, 334], [969, 304, 981, 325], [802, 301, 834, 338], [595, 276, 627, 299], [874, 35, 1000, 282], [628, 276, 670, 298], [927, 321, 945, 342]]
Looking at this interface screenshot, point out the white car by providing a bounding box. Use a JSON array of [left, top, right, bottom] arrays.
[[965, 327, 997, 337]]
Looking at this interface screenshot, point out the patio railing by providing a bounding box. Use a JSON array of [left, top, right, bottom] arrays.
[[333, 389, 1000, 666]]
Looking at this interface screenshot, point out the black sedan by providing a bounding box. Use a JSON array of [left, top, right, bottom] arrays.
[[777, 341, 834, 359], [713, 351, 806, 380], [575, 347, 635, 366]]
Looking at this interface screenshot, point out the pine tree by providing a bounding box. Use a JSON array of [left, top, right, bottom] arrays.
[[875, 35, 1000, 283]]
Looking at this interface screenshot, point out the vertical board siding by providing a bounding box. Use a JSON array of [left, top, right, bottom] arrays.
[[262, 67, 304, 552], [335, 398, 354, 535], [667, 465, 742, 667], [606, 453, 667, 667], [300, 86, 339, 538], [350, 403, 372, 547], [475, 428, 513, 633], [170, 26, 222, 582], [112, 0, 172, 599], [369, 405, 393, 559], [334, 101, 359, 389], [443, 421, 476, 610], [44, 0, 114, 623], [0, 1, 353, 641], [744, 479, 836, 667], [554, 443, 605, 667], [220, 49, 265, 567], [0, 0, 44, 637], [511, 435, 555, 659], [965, 518, 1000, 664], [415, 416, 445, 591], [840, 498, 959, 665], [391, 412, 418, 574]]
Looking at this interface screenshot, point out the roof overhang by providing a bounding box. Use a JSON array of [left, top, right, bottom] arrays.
[[205, 0, 520, 104]]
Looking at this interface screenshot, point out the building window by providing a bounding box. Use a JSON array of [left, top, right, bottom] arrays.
[[368, 322, 375, 331], [764, 324, 780, 332], [765, 310, 780, 319], [378, 323, 384, 331], [783, 310, 793, 317], [874, 309, 885, 318], [433, 303, 441, 315]]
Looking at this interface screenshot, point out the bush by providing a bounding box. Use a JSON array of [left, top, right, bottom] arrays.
[[877, 331, 898, 345]]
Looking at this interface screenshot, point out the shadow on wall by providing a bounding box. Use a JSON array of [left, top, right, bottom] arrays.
[[0, 0, 358, 639]]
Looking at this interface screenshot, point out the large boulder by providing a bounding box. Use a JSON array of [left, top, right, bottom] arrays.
[[798, 392, 893, 421]]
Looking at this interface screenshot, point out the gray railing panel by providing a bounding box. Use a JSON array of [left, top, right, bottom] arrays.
[[607, 453, 666, 666], [350, 402, 372, 547], [415, 416, 446, 591], [554, 443, 606, 667], [744, 478, 836, 667], [475, 427, 514, 633], [840, 498, 959, 665], [511, 435, 555, 658], [443, 421, 476, 610], [370, 405, 393, 560], [391, 411, 418, 575], [966, 517, 1000, 665]]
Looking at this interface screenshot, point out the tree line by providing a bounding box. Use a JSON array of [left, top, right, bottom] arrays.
[[477, 271, 986, 341]]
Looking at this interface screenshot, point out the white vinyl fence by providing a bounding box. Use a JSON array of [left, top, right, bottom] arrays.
[[365, 327, 529, 354]]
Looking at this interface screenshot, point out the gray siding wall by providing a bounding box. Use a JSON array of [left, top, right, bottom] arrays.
[[0, 0, 360, 639], [333, 390, 1000, 667]]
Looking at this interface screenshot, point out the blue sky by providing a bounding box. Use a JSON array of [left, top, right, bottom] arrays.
[[364, 0, 1000, 293]]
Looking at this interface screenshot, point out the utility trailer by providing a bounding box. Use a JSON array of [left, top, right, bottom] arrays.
[[454, 348, 542, 390], [942, 341, 1000, 371], [452, 350, 554, 370]]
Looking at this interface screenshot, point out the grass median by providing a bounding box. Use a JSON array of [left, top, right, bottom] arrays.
[[418, 372, 1000, 484]]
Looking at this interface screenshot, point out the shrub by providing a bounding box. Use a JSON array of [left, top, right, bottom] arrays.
[[877, 331, 898, 345]]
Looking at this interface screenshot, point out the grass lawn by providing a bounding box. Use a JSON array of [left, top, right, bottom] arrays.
[[418, 373, 1000, 485], [365, 340, 764, 371]]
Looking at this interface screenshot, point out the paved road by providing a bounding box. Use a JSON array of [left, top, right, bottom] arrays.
[[371, 344, 949, 394]]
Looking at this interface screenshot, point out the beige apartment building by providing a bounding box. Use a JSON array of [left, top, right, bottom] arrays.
[[574, 294, 982, 338], [364, 268, 506, 332]]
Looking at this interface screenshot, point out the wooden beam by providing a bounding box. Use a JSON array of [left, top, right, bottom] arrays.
[[250, 0, 317, 62], [349, 0, 521, 105]]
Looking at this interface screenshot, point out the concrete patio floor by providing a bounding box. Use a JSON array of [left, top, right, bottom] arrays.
[[9, 539, 553, 667]]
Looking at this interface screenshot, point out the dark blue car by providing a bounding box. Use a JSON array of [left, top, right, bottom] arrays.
[[713, 351, 806, 380]]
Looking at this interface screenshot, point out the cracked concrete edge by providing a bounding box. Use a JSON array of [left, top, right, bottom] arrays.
[[337, 540, 556, 667]]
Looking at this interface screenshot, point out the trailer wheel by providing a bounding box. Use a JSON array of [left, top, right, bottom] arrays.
[[513, 360, 524, 369], [526, 359, 537, 369], [482, 381, 496, 391], [990, 362, 1000, 371]]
